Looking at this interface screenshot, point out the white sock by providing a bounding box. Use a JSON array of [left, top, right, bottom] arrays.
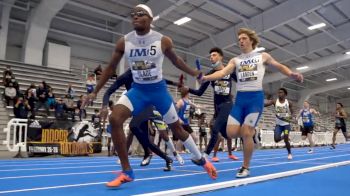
[[165, 140, 176, 156], [182, 136, 202, 160]]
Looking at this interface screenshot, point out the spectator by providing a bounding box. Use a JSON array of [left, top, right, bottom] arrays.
[[35, 83, 49, 117], [3, 65, 13, 86], [94, 64, 102, 80], [26, 89, 37, 119], [91, 109, 101, 133], [4, 82, 17, 106], [67, 83, 75, 99], [13, 96, 30, 143], [26, 83, 37, 97], [47, 88, 56, 109], [63, 94, 75, 119], [9, 76, 20, 92], [13, 96, 30, 119], [72, 108, 81, 122], [55, 98, 67, 120], [86, 74, 96, 106]]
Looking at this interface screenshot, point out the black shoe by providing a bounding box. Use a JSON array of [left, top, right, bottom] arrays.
[[330, 145, 336, 150], [163, 159, 173, 172], [140, 155, 152, 166]]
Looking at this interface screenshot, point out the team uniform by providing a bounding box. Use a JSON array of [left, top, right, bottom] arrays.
[[274, 99, 292, 157], [116, 30, 178, 124], [177, 98, 194, 134], [189, 69, 236, 153], [229, 51, 264, 129], [103, 68, 182, 169], [335, 111, 347, 133], [300, 109, 314, 136]]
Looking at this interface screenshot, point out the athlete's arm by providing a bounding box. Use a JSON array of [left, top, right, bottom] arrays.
[[263, 52, 303, 82], [95, 38, 125, 95], [310, 108, 320, 116], [162, 36, 201, 78], [338, 109, 348, 119], [176, 99, 184, 109], [264, 99, 275, 107], [202, 58, 236, 82], [102, 69, 132, 107], [188, 81, 210, 96]]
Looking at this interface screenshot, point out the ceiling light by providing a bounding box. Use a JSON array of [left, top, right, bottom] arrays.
[[325, 78, 337, 82], [345, 51, 350, 55], [308, 23, 326, 30], [296, 66, 309, 70], [174, 17, 191, 25], [348, 87, 350, 90], [254, 47, 265, 52]]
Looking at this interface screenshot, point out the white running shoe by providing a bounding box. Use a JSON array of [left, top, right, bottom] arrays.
[[116, 158, 121, 164], [236, 167, 250, 178], [287, 154, 293, 160], [175, 153, 185, 165]]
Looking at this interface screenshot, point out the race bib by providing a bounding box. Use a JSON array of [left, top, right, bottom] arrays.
[[131, 60, 158, 81], [214, 81, 230, 95], [238, 64, 258, 82]]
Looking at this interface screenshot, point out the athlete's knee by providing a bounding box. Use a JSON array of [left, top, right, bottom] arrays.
[[109, 107, 129, 128], [168, 121, 188, 141], [283, 134, 289, 143], [240, 125, 255, 139], [226, 125, 240, 138], [274, 135, 282, 143]]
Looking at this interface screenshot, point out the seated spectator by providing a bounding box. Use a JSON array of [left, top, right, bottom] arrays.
[[26, 89, 37, 119], [10, 76, 19, 92], [67, 83, 75, 99], [4, 82, 17, 106], [86, 75, 96, 106], [13, 96, 30, 143], [26, 83, 37, 97], [55, 98, 67, 120], [35, 83, 49, 117], [63, 94, 75, 115], [72, 108, 81, 122], [3, 65, 13, 86], [94, 64, 102, 81], [47, 88, 56, 109], [91, 109, 101, 132], [13, 96, 30, 119]]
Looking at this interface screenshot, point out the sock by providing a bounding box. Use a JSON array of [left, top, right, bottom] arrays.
[[182, 136, 202, 160], [123, 169, 135, 179], [165, 140, 176, 156]]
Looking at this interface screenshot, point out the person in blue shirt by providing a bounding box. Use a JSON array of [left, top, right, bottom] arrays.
[[297, 101, 319, 154]]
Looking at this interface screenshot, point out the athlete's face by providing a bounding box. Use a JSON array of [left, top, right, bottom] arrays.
[[278, 90, 286, 99], [210, 52, 222, 64], [336, 103, 341, 110], [131, 8, 152, 31], [238, 33, 253, 51], [303, 101, 309, 109]]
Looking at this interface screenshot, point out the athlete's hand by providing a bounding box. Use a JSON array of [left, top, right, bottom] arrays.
[[81, 92, 97, 109], [290, 72, 303, 83]]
